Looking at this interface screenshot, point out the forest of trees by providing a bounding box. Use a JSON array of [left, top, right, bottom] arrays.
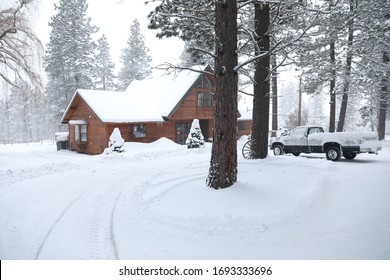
[[0, 0, 389, 186], [147, 0, 389, 187], [0, 0, 153, 141]]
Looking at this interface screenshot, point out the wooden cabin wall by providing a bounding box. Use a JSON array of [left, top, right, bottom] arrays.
[[67, 100, 107, 155]]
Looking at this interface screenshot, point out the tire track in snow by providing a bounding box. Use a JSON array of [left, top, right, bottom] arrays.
[[32, 171, 132, 259], [128, 173, 208, 226], [34, 193, 85, 259], [109, 186, 127, 260], [125, 169, 381, 256]]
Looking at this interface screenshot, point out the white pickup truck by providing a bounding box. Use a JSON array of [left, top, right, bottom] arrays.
[[269, 126, 382, 161]]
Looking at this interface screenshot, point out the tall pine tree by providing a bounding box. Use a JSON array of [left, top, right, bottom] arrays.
[[356, 0, 390, 139], [117, 19, 152, 91], [94, 35, 116, 91], [45, 0, 98, 131]]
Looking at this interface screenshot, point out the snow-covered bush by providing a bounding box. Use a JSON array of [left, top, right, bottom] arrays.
[[186, 119, 205, 149], [104, 128, 125, 154]]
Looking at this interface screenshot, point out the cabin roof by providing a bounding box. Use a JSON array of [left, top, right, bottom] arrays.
[[77, 89, 164, 122], [61, 66, 209, 124], [61, 65, 253, 124], [125, 68, 204, 118]]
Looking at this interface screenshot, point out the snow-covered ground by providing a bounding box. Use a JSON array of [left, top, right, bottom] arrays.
[[0, 137, 389, 260]]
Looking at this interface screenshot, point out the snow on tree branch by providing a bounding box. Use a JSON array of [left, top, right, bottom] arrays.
[[154, 62, 214, 77]]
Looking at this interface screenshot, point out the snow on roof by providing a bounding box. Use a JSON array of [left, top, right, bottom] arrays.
[[238, 93, 253, 120], [125, 69, 202, 117], [77, 89, 163, 122], [238, 103, 252, 120], [63, 65, 254, 123], [62, 68, 205, 123]]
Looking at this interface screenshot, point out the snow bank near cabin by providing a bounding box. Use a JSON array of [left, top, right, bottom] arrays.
[[122, 137, 183, 153]]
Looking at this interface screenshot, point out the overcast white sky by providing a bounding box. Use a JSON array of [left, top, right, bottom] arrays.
[[35, 0, 184, 71]]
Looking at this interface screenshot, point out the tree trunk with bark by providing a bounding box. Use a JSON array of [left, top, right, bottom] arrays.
[[271, 54, 278, 137], [206, 0, 238, 189], [329, 40, 336, 133], [378, 50, 389, 140], [251, 3, 270, 159], [328, 0, 336, 133], [337, 0, 355, 132]]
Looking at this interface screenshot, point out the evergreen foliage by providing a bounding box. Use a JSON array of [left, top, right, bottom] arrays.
[[104, 128, 125, 154], [179, 41, 213, 67], [45, 0, 98, 132], [185, 119, 205, 149], [294, 0, 390, 135], [94, 35, 116, 91], [148, 0, 214, 53], [117, 19, 152, 91]]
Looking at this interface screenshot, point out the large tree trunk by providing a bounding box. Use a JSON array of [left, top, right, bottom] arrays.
[[328, 0, 336, 133], [329, 40, 336, 132], [337, 0, 355, 132], [271, 54, 278, 137], [378, 50, 389, 140], [251, 3, 270, 159], [206, 0, 238, 189]]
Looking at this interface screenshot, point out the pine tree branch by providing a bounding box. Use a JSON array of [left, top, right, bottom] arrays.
[[154, 62, 214, 76]]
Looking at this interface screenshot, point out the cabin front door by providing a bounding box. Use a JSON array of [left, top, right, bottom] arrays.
[[175, 122, 191, 145]]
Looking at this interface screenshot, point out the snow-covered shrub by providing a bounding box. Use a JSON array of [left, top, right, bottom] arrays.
[[186, 119, 205, 149], [104, 128, 125, 154]]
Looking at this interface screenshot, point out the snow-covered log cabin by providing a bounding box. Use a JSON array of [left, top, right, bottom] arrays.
[[61, 66, 252, 154]]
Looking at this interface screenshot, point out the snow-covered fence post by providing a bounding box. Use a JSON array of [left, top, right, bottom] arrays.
[[186, 119, 205, 149], [104, 128, 125, 154]]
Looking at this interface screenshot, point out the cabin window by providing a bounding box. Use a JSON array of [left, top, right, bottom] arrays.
[[74, 125, 80, 141], [132, 124, 146, 138], [197, 92, 204, 108], [238, 121, 247, 131], [80, 125, 87, 141], [74, 124, 87, 142], [205, 93, 212, 108], [197, 92, 213, 108], [196, 76, 212, 89]]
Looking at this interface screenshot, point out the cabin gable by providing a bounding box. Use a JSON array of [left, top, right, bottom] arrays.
[[64, 95, 108, 154]]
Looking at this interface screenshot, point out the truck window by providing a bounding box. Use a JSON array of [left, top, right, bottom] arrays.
[[291, 127, 306, 136], [308, 127, 324, 135]]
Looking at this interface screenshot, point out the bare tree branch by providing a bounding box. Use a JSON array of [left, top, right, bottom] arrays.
[[0, 0, 42, 88], [153, 62, 214, 76]]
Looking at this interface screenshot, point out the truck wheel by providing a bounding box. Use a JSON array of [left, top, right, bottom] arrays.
[[326, 146, 341, 161], [344, 153, 357, 160], [273, 144, 284, 156]]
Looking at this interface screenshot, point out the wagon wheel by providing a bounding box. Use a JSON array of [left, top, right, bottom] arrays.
[[242, 140, 254, 159]]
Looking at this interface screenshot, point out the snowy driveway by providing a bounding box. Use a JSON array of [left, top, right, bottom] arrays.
[[1, 138, 390, 259]]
